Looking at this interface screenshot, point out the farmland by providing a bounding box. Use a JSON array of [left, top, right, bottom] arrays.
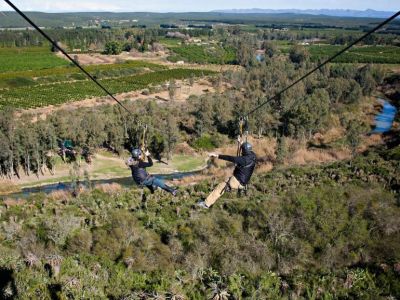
[[308, 45, 400, 64], [0, 46, 69, 72], [0, 68, 215, 109], [0, 46, 216, 109], [280, 44, 400, 64]]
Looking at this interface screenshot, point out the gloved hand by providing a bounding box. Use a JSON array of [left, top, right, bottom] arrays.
[[126, 157, 134, 166], [145, 150, 151, 157], [209, 153, 219, 158]]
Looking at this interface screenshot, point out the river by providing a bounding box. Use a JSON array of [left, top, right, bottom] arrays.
[[372, 99, 397, 134], [2, 169, 204, 199]]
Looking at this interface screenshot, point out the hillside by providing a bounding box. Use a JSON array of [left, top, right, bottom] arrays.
[[0, 142, 399, 298], [1, 11, 398, 28]]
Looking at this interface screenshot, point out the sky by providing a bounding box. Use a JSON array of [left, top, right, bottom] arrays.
[[0, 0, 398, 13]]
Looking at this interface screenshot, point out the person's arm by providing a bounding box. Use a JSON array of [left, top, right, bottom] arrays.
[[139, 152, 153, 168], [218, 154, 247, 166]]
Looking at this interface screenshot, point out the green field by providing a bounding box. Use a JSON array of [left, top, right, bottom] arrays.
[[168, 45, 237, 64], [0, 68, 215, 109], [309, 45, 400, 64], [0, 47, 69, 72], [0, 47, 168, 90], [0, 46, 216, 109], [280, 44, 400, 64]]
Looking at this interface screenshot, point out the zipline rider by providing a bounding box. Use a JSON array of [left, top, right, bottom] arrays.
[[127, 148, 178, 196], [198, 137, 256, 209]]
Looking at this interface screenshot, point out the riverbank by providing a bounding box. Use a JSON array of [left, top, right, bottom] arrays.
[[0, 152, 208, 194]]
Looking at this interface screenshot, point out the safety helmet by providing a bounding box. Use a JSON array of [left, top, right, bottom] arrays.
[[131, 148, 142, 159], [241, 142, 253, 154]]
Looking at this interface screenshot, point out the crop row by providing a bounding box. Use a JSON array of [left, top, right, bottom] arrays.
[[0, 59, 167, 81], [0, 68, 216, 109], [308, 45, 400, 64]]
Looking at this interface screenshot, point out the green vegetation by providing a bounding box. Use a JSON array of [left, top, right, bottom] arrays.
[[0, 59, 167, 82], [168, 45, 237, 64], [0, 47, 69, 73], [310, 45, 400, 64], [0, 12, 399, 299], [281, 45, 400, 64], [1, 146, 399, 298], [0, 68, 215, 109]]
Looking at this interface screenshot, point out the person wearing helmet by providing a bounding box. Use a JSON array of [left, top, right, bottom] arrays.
[[198, 138, 256, 208], [126, 148, 178, 196]]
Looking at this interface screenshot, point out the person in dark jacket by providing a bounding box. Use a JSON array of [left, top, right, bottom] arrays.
[[126, 148, 178, 196], [198, 140, 256, 208]]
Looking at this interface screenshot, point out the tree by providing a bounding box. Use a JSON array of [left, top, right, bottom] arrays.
[[289, 45, 310, 64], [283, 89, 330, 138], [168, 79, 177, 100], [163, 114, 180, 159], [103, 41, 122, 55], [346, 121, 364, 155], [262, 40, 277, 58], [356, 65, 377, 96]]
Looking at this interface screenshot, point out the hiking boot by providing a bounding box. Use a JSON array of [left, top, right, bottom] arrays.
[[197, 201, 209, 209], [164, 185, 178, 196]]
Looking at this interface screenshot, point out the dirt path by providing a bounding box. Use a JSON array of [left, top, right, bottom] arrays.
[[58, 51, 241, 72]]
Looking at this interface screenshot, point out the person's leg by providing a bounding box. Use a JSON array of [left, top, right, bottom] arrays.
[[204, 177, 230, 207], [152, 177, 178, 195], [204, 176, 244, 208], [227, 176, 243, 190]]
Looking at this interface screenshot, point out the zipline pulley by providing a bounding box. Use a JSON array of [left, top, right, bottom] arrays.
[[140, 124, 148, 160], [237, 116, 248, 156]]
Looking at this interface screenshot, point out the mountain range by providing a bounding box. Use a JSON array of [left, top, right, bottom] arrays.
[[212, 9, 398, 19]]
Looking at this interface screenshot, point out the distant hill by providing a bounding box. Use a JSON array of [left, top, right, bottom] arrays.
[[212, 9, 397, 19], [0, 11, 397, 29]]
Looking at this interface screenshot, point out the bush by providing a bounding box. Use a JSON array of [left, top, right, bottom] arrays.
[[103, 41, 122, 55]]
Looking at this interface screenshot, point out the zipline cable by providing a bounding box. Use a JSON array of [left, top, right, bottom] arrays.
[[4, 0, 134, 116], [244, 10, 400, 118]]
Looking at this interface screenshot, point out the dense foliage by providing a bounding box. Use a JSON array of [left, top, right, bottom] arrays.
[[0, 146, 399, 299], [168, 45, 237, 65]]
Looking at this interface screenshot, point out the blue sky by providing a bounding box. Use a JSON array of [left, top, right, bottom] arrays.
[[0, 0, 398, 12]]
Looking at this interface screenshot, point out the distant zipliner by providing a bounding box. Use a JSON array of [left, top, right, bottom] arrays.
[[126, 125, 178, 196], [126, 148, 178, 196]]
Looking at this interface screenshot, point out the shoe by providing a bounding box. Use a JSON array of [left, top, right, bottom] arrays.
[[164, 185, 178, 196], [197, 201, 209, 209]]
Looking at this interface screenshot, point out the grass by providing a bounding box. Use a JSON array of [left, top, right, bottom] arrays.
[[0, 180, 21, 194], [14, 154, 207, 190], [170, 155, 207, 172], [0, 46, 69, 73], [158, 38, 183, 48]]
